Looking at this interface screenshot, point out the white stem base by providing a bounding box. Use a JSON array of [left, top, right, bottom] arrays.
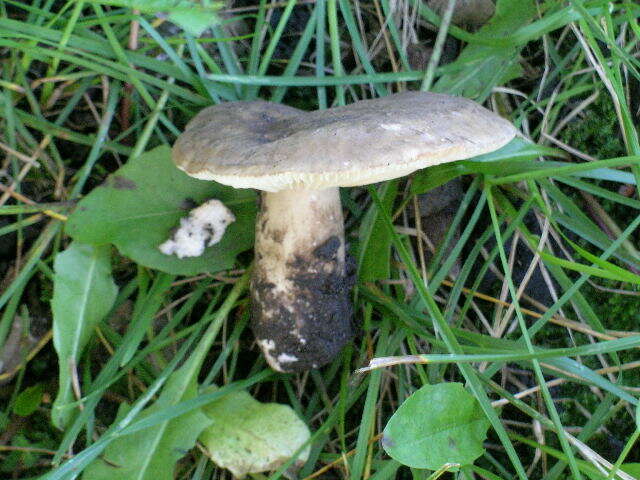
[[251, 188, 353, 372]]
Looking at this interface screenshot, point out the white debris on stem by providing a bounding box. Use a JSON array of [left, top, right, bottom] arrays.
[[159, 199, 235, 258]]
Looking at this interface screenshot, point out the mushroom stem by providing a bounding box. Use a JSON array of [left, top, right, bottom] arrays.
[[251, 187, 353, 372]]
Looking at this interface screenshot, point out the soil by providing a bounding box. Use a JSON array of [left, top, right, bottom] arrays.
[[250, 235, 355, 372]]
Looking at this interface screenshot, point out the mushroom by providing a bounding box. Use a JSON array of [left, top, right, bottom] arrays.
[[172, 91, 517, 372]]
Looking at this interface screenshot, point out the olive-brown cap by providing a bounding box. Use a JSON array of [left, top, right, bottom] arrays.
[[173, 92, 517, 192]]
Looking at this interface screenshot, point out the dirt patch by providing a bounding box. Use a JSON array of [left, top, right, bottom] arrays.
[[251, 235, 355, 372]]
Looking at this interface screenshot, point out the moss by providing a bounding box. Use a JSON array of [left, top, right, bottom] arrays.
[[544, 93, 640, 460], [587, 285, 640, 332], [561, 95, 625, 160]]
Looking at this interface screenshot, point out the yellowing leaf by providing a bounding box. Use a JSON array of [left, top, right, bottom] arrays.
[[200, 389, 310, 478], [83, 376, 212, 480]]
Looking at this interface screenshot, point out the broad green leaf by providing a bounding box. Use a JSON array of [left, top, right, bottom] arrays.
[[66, 146, 256, 276], [359, 181, 399, 281], [83, 375, 212, 480], [411, 162, 466, 195], [433, 0, 537, 98], [382, 383, 489, 470], [622, 464, 640, 477], [13, 384, 44, 417], [200, 388, 311, 478], [52, 242, 118, 429], [87, 0, 221, 36], [466, 137, 566, 164]]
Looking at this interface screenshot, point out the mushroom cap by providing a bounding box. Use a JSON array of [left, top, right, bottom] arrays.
[[173, 92, 517, 192]]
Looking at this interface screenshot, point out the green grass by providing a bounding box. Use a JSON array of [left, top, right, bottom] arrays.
[[1, 0, 640, 479]]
